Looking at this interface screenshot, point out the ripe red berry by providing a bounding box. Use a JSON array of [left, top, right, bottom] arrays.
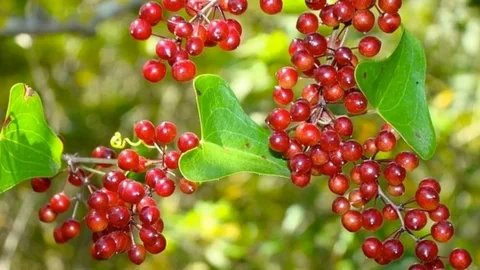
[[291, 172, 311, 187], [378, 0, 402, 13], [39, 204, 57, 223], [320, 5, 340, 27], [260, 0, 283, 14], [341, 140, 363, 162], [155, 178, 176, 197], [117, 179, 146, 204], [319, 130, 341, 151], [419, 178, 441, 194], [341, 210, 363, 232], [130, 18, 152, 40], [333, 0, 355, 22], [162, 0, 184, 12], [383, 162, 406, 185], [61, 219, 81, 240], [352, 10, 375, 33], [358, 36, 382, 57], [359, 160, 381, 182], [88, 191, 110, 211], [145, 234, 167, 254], [179, 178, 199, 194], [139, 1, 163, 26], [405, 209, 427, 231], [53, 226, 67, 244], [31, 177, 51, 192], [118, 149, 140, 171], [155, 121, 177, 144], [383, 239, 404, 261], [344, 91, 368, 115], [50, 193, 71, 213], [415, 240, 438, 262], [108, 206, 131, 229], [296, 12, 318, 34], [395, 151, 419, 171], [449, 248, 472, 270], [134, 120, 156, 144], [314, 65, 337, 86], [207, 20, 229, 42], [165, 151, 181, 169], [378, 13, 401, 33], [228, 0, 248, 15], [172, 60, 196, 82], [428, 204, 450, 222], [267, 108, 291, 131], [334, 117, 353, 137], [269, 131, 290, 152], [93, 236, 117, 260], [362, 237, 382, 259], [332, 196, 350, 215], [85, 209, 109, 232], [382, 204, 399, 221], [328, 174, 350, 195], [415, 186, 440, 211], [139, 206, 161, 225], [431, 220, 454, 243], [295, 122, 321, 146], [177, 132, 199, 152], [91, 146, 116, 168], [128, 245, 146, 265], [103, 170, 126, 192], [276, 67, 298, 89], [362, 208, 383, 231]]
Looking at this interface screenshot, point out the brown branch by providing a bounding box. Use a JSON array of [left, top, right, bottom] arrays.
[[0, 0, 142, 37]]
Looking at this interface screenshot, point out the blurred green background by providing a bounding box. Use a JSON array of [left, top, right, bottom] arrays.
[[0, 0, 479, 269]]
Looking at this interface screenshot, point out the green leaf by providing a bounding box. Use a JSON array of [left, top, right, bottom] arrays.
[[179, 75, 290, 182], [0, 84, 64, 193], [355, 29, 436, 160]]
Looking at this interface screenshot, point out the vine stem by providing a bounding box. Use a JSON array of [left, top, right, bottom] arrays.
[[377, 186, 418, 241], [189, 0, 218, 24], [62, 154, 117, 165], [80, 165, 106, 176]]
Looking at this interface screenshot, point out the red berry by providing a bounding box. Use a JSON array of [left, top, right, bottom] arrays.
[[61, 219, 81, 240], [296, 12, 318, 34], [130, 18, 152, 40], [207, 20, 229, 42], [344, 91, 368, 115], [39, 204, 57, 223], [428, 204, 450, 222], [449, 248, 472, 270], [172, 60, 196, 82], [165, 151, 181, 169], [155, 178, 176, 197], [378, 0, 402, 13], [395, 151, 419, 171], [85, 209, 108, 232], [328, 173, 350, 195], [139, 1, 163, 26], [431, 220, 454, 243], [359, 36, 382, 57], [267, 108, 291, 131], [118, 149, 140, 171], [362, 237, 383, 259], [108, 206, 131, 229], [405, 209, 427, 231], [128, 245, 146, 265], [50, 193, 71, 213], [117, 179, 146, 204], [342, 210, 363, 232], [179, 178, 199, 194], [295, 122, 321, 146], [31, 177, 51, 192], [162, 0, 184, 11], [378, 13, 401, 33], [415, 240, 438, 262], [383, 239, 404, 260], [135, 120, 156, 143], [269, 131, 290, 152], [91, 146, 116, 168], [260, 0, 283, 14], [177, 132, 199, 152], [415, 186, 440, 211], [332, 196, 350, 215], [276, 67, 298, 89], [103, 170, 126, 192], [352, 9, 375, 33], [362, 208, 383, 231]]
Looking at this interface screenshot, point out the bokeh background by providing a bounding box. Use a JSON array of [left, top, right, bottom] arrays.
[[0, 0, 479, 269]]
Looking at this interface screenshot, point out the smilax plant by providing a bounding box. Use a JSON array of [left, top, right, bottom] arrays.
[[0, 0, 474, 268]]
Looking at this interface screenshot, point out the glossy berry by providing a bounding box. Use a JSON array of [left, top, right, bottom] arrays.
[[334, 117, 353, 137], [378, 0, 402, 13], [276, 67, 298, 89], [359, 160, 381, 182], [362, 237, 383, 259], [228, 0, 248, 15], [358, 36, 382, 57], [260, 0, 283, 14], [328, 174, 349, 195], [415, 186, 440, 211], [165, 151, 181, 170], [295, 122, 321, 146], [415, 240, 438, 262], [405, 209, 427, 231], [118, 149, 140, 171], [383, 162, 406, 185], [314, 65, 337, 86], [291, 172, 311, 187], [155, 178, 175, 197], [85, 209, 108, 232], [177, 132, 199, 152], [341, 140, 363, 162], [419, 178, 441, 194], [139, 2, 163, 26], [290, 99, 311, 121], [207, 20, 229, 42], [344, 91, 368, 115], [319, 130, 341, 151], [449, 248, 472, 270], [289, 153, 312, 174], [179, 178, 199, 194], [267, 108, 291, 131], [378, 13, 401, 33], [108, 206, 131, 229], [53, 226, 67, 244], [145, 234, 167, 254], [162, 0, 184, 12], [172, 60, 196, 82], [117, 179, 146, 204], [428, 204, 450, 222], [103, 170, 126, 192], [135, 120, 156, 143], [61, 219, 81, 240], [362, 208, 383, 231], [332, 197, 350, 215], [341, 210, 363, 232], [383, 239, 404, 261], [50, 193, 71, 214], [31, 178, 51, 192], [142, 60, 166, 83], [395, 151, 419, 171], [333, 0, 355, 23], [382, 204, 399, 221], [296, 12, 318, 34], [88, 191, 110, 211], [352, 10, 375, 33], [130, 18, 152, 40], [269, 131, 290, 152], [431, 220, 454, 243], [91, 146, 116, 168], [128, 245, 146, 265], [273, 86, 294, 106], [155, 121, 177, 144], [39, 204, 57, 223], [93, 236, 116, 260]]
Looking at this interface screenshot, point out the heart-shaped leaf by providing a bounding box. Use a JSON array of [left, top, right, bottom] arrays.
[[355, 29, 436, 160], [179, 75, 290, 182], [0, 84, 64, 193]]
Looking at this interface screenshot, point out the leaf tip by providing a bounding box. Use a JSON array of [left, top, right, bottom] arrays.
[[23, 84, 35, 99]]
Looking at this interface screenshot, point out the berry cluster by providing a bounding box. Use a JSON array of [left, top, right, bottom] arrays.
[[32, 120, 200, 265], [267, 0, 473, 269], [130, 0, 283, 83]]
